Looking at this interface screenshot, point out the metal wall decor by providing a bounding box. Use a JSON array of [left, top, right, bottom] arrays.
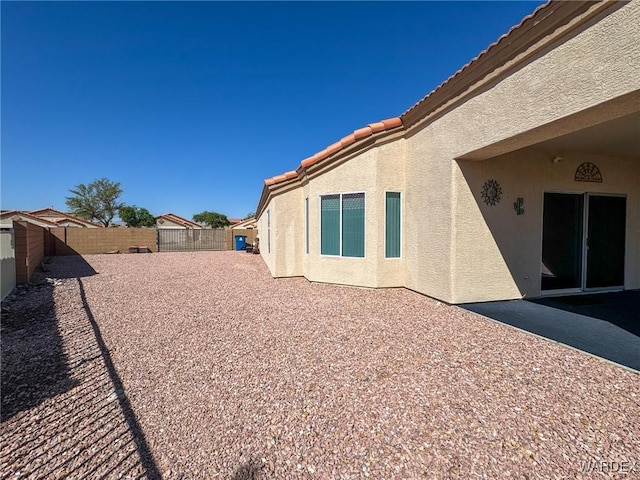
[[575, 162, 602, 183], [513, 197, 525, 215], [481, 179, 502, 206]]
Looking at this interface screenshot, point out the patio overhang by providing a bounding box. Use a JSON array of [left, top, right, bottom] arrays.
[[456, 90, 640, 162]]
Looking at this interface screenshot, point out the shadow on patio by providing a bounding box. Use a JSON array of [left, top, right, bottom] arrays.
[[460, 290, 640, 371], [528, 290, 640, 337]]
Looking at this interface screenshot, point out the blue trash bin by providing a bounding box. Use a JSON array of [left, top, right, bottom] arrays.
[[235, 235, 247, 251]]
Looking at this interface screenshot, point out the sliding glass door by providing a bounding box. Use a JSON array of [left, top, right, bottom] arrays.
[[541, 193, 584, 291], [586, 195, 626, 289], [541, 193, 626, 293]]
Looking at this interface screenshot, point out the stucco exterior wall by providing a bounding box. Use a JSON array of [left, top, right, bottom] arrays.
[[404, 129, 455, 301], [404, 0, 639, 303], [260, 137, 406, 288], [374, 138, 406, 288], [258, 1, 638, 303], [444, 1, 640, 161], [303, 148, 379, 287], [258, 187, 304, 278], [302, 139, 406, 288], [1, 229, 16, 300], [454, 152, 639, 303], [256, 211, 270, 271]]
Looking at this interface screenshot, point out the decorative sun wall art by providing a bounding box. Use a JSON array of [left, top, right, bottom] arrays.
[[481, 179, 503, 206], [575, 162, 603, 183]]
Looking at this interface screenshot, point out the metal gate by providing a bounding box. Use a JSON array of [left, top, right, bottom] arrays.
[[157, 228, 226, 252]]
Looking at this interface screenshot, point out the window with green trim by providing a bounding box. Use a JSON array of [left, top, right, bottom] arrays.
[[385, 192, 401, 258], [320, 193, 365, 257], [267, 209, 271, 253], [305, 197, 309, 254]]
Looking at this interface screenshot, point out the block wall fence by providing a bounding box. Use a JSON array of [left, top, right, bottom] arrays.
[[11, 226, 259, 284], [225, 229, 258, 250], [14, 221, 46, 284]]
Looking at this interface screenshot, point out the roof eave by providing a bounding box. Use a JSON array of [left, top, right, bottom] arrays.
[[255, 123, 403, 217], [401, 1, 620, 130]]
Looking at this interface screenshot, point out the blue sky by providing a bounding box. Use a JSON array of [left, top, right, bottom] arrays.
[[2, 1, 544, 221]]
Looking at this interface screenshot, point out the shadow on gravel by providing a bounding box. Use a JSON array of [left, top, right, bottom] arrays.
[[77, 277, 162, 480], [0, 257, 96, 421], [231, 457, 264, 480], [1, 256, 162, 479]]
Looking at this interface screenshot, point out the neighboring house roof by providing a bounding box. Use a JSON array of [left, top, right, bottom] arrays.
[[28, 207, 103, 228], [256, 0, 617, 217], [55, 218, 92, 227], [232, 217, 257, 230], [156, 213, 203, 229], [228, 218, 243, 225], [0, 210, 60, 228]]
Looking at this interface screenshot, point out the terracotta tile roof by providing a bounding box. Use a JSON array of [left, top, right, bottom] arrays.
[[402, 2, 551, 121], [156, 213, 203, 228], [231, 217, 257, 229], [27, 208, 102, 227], [0, 210, 60, 227], [29, 207, 76, 218], [264, 117, 403, 188], [401, 0, 608, 126], [54, 217, 87, 226], [257, 0, 612, 217]]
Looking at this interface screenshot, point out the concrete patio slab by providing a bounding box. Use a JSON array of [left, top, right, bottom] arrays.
[[460, 290, 640, 372]]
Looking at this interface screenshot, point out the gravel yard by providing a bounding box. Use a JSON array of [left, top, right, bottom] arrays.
[[1, 252, 638, 479]]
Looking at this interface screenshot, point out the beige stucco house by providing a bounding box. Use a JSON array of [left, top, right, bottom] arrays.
[[1, 208, 102, 228], [231, 217, 257, 230], [255, 1, 640, 305], [0, 211, 58, 229], [156, 213, 204, 229]]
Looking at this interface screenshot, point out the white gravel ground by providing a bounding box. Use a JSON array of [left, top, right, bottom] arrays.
[[1, 252, 638, 479]]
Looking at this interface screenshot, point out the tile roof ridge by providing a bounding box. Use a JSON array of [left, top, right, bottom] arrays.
[[158, 212, 203, 228], [159, 212, 183, 220], [29, 207, 102, 227], [264, 116, 403, 187], [402, 0, 552, 120], [2, 210, 61, 227], [29, 207, 67, 215]]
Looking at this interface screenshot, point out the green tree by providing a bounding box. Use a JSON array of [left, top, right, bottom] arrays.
[[65, 178, 124, 227], [193, 211, 230, 228], [119, 205, 156, 228], [244, 212, 256, 219]]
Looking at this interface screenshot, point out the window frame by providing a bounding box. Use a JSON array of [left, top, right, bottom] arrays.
[[305, 197, 309, 255], [318, 191, 366, 258], [384, 191, 402, 259], [267, 209, 271, 253]]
